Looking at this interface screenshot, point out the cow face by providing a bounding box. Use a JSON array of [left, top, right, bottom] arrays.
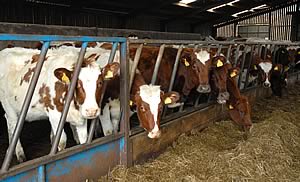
[[178, 49, 211, 95], [132, 85, 179, 138], [210, 56, 230, 104], [258, 61, 273, 88], [54, 55, 120, 119], [228, 96, 252, 131]]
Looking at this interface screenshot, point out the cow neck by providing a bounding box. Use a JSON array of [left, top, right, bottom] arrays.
[[131, 72, 147, 95], [227, 77, 241, 104]]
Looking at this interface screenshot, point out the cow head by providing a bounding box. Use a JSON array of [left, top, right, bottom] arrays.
[[178, 49, 212, 95], [210, 55, 230, 104], [132, 85, 180, 138], [257, 60, 273, 88], [227, 95, 252, 132], [54, 54, 120, 119]]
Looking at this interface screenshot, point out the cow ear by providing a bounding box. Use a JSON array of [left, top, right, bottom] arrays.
[[54, 68, 72, 84], [87, 53, 100, 62], [102, 62, 120, 80], [162, 91, 180, 105]]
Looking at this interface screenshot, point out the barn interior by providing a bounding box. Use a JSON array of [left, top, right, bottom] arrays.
[[0, 0, 300, 181]]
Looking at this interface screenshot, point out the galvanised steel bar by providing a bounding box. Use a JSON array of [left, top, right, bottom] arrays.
[[38, 165, 45, 182], [87, 42, 119, 143], [50, 42, 88, 155], [129, 44, 144, 90], [226, 44, 233, 62], [234, 44, 241, 67], [238, 45, 249, 89], [244, 45, 255, 89], [258, 44, 263, 59], [119, 41, 130, 166], [217, 44, 222, 56], [0, 42, 50, 173], [151, 44, 165, 84], [168, 45, 183, 92]]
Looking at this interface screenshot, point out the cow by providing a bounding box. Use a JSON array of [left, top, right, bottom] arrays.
[[0, 46, 119, 162], [287, 46, 300, 70], [98, 68, 180, 138], [226, 67, 252, 131], [209, 55, 231, 104]]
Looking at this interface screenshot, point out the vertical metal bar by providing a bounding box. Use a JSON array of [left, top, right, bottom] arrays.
[[87, 42, 118, 143], [151, 44, 165, 84], [217, 44, 222, 56], [119, 41, 130, 166], [258, 44, 263, 59], [234, 44, 241, 67], [244, 45, 255, 88], [168, 45, 183, 92], [38, 165, 45, 182], [226, 44, 232, 62], [0, 42, 50, 173], [129, 44, 143, 90], [238, 45, 249, 89], [50, 42, 88, 155]]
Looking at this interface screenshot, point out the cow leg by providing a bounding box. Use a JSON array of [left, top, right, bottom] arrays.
[[48, 112, 67, 151], [74, 121, 88, 144], [99, 103, 113, 136], [109, 99, 120, 134], [5, 112, 26, 162]]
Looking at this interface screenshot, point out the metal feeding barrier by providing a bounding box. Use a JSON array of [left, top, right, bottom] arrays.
[[0, 34, 299, 181]]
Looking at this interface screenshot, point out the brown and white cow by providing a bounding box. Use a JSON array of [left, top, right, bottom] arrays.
[[226, 67, 252, 131], [0, 46, 119, 162]]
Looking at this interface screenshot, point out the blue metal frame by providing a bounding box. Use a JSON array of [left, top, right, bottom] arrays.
[[0, 33, 128, 181]]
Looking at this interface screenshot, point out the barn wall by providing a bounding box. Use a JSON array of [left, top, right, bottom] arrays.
[[0, 2, 212, 36], [215, 3, 298, 41]]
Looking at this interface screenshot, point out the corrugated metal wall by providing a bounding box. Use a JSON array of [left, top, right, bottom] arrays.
[[216, 4, 298, 41], [0, 2, 212, 36]]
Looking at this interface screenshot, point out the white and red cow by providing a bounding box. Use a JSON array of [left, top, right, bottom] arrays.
[[0, 46, 119, 162]]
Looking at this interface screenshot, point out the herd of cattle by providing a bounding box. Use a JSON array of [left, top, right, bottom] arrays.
[[0, 39, 299, 163]]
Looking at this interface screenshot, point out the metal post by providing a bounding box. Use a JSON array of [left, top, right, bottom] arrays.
[[87, 42, 119, 143], [129, 44, 143, 90], [119, 41, 130, 166], [38, 165, 46, 182], [238, 45, 249, 89], [168, 45, 183, 92], [226, 44, 232, 63], [0, 42, 50, 173], [244, 45, 255, 88], [50, 42, 88, 155], [234, 44, 241, 67], [151, 44, 165, 84], [217, 44, 222, 56]]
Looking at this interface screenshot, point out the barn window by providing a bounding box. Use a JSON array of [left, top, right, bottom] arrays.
[[237, 25, 269, 39]]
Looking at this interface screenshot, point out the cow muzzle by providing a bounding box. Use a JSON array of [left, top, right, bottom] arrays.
[[147, 130, 161, 139], [217, 92, 229, 104], [197, 84, 211, 93], [263, 82, 271, 88], [83, 108, 100, 119]]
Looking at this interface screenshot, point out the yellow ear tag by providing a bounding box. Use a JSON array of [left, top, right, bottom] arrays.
[[216, 59, 223, 67], [129, 100, 133, 106], [298, 51, 300, 54], [284, 66, 289, 72], [230, 71, 237, 78], [183, 59, 190, 67], [253, 65, 257, 70], [105, 70, 113, 79], [229, 104, 234, 109], [274, 66, 279, 71], [164, 97, 172, 104], [62, 73, 70, 83]]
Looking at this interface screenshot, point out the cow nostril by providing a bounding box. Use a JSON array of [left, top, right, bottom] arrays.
[[263, 82, 271, 88]]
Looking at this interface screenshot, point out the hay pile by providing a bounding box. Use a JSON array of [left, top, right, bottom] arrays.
[[101, 83, 300, 182]]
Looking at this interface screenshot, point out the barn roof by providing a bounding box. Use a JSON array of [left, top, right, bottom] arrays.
[[23, 0, 298, 27]]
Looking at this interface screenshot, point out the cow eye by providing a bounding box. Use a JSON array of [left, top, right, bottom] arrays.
[[140, 105, 145, 112], [192, 64, 197, 70], [97, 81, 103, 87]]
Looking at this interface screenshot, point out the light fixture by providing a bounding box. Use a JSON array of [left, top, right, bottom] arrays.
[[232, 10, 249, 17], [178, 0, 197, 4], [231, 4, 268, 17], [207, 0, 240, 12]]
